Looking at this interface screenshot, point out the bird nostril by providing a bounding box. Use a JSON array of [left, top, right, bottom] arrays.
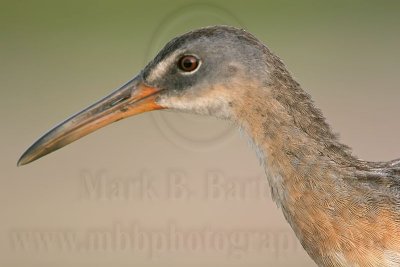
[[109, 95, 130, 108]]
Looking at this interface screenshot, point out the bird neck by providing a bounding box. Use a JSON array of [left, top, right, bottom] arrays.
[[232, 77, 361, 263], [234, 79, 356, 194], [228, 53, 400, 266]]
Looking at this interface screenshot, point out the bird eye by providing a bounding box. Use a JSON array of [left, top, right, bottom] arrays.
[[178, 55, 200, 72]]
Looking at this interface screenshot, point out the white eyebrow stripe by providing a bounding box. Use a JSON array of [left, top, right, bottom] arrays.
[[146, 50, 182, 82]]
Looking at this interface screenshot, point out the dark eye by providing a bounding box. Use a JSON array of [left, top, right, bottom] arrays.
[[178, 55, 200, 72]]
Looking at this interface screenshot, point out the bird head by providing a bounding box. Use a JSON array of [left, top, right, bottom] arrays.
[[142, 26, 269, 118], [18, 26, 272, 166]]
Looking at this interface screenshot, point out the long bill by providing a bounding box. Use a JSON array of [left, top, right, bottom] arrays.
[[17, 75, 164, 166]]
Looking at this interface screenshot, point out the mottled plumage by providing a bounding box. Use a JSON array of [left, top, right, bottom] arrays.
[[19, 26, 400, 266]]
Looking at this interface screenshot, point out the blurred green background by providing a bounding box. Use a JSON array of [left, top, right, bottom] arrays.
[[1, 1, 399, 266]]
